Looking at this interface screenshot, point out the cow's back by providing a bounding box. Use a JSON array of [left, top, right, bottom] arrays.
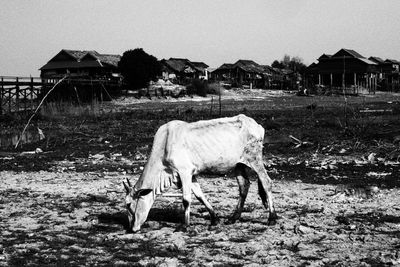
[[165, 114, 265, 174]]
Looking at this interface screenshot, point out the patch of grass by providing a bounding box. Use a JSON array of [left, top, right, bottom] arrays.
[[39, 100, 104, 119]]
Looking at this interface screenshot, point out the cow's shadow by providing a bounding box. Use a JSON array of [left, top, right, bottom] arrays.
[[97, 212, 129, 230], [147, 207, 183, 223], [97, 208, 183, 232]]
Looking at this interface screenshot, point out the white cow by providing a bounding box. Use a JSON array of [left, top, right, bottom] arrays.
[[123, 114, 277, 232]]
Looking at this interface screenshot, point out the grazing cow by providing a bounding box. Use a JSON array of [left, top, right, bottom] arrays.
[[123, 114, 277, 232]]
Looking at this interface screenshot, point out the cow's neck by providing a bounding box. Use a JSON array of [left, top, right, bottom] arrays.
[[135, 153, 176, 196]]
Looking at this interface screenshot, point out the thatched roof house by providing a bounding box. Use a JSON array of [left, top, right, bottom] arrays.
[[160, 58, 209, 82], [40, 49, 121, 79], [212, 59, 283, 88]]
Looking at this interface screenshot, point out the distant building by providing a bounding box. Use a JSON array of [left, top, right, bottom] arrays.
[[40, 49, 121, 81], [306, 48, 379, 93], [368, 57, 400, 91], [212, 59, 285, 89], [160, 58, 209, 83]]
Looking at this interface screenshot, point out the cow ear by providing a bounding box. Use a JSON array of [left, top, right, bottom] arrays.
[[135, 188, 153, 197]]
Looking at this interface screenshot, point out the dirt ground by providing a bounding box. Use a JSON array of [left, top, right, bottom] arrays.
[[1, 90, 400, 266]]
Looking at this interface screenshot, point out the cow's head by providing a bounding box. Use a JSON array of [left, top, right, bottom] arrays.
[[123, 178, 154, 232]]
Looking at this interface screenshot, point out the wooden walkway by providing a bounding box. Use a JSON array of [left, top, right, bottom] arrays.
[[0, 76, 45, 115], [0, 76, 122, 115]]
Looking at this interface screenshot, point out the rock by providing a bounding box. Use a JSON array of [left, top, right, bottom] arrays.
[[171, 235, 186, 251], [69, 209, 89, 219], [368, 153, 377, 164], [297, 225, 314, 234]]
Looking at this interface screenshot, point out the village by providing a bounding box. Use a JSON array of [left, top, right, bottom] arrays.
[[39, 47, 400, 95], [2, 47, 400, 116], [1, 46, 400, 266], [2, 1, 400, 266]]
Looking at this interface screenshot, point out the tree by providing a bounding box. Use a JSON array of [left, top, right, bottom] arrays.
[[118, 48, 161, 89], [271, 60, 284, 69], [271, 55, 307, 73]]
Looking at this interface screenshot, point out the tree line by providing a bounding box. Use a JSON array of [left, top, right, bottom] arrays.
[[119, 48, 307, 90]]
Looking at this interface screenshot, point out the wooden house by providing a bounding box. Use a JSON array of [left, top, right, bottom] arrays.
[[160, 58, 209, 83], [40, 49, 121, 81], [211, 63, 235, 81], [368, 57, 400, 91], [212, 60, 281, 89], [306, 48, 378, 93]]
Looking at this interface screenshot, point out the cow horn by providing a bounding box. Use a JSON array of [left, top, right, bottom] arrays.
[[126, 178, 132, 187], [123, 181, 130, 193]]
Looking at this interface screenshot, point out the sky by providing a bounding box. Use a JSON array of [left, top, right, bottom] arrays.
[[1, 0, 400, 77]]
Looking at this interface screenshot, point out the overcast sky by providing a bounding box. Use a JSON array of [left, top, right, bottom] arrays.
[[1, 0, 400, 76]]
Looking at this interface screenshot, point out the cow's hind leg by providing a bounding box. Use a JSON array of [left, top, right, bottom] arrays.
[[178, 171, 193, 228], [227, 164, 251, 224], [191, 176, 219, 225], [250, 162, 278, 225]]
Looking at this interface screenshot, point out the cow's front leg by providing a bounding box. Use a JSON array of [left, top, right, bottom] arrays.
[[191, 178, 219, 225], [227, 164, 250, 224], [181, 173, 192, 227]]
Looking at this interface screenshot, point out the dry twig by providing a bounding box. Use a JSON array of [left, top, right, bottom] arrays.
[[15, 76, 67, 149]]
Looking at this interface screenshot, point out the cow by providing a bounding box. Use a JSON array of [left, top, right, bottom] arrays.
[[123, 114, 277, 232]]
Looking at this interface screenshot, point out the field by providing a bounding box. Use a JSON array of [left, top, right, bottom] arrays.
[[1, 89, 400, 266]]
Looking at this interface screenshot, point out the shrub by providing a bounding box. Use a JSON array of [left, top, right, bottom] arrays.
[[187, 79, 208, 97], [207, 82, 223, 95]]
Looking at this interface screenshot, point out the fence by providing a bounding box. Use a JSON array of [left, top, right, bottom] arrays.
[[0, 76, 122, 115], [0, 76, 45, 115]]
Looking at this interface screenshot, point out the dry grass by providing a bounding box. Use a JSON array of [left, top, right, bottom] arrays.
[[39, 100, 103, 119]]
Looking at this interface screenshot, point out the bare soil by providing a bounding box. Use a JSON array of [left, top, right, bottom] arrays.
[[1, 90, 400, 266]]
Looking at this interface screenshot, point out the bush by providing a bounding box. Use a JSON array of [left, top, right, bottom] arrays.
[[207, 82, 223, 95], [186, 80, 224, 97], [186, 79, 208, 97]]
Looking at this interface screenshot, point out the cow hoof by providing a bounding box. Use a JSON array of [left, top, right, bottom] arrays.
[[175, 224, 189, 232], [225, 218, 238, 225], [267, 214, 278, 226], [211, 216, 220, 226]]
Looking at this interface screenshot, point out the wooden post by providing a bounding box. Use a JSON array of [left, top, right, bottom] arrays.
[[16, 77, 20, 112], [29, 77, 35, 109], [8, 81, 11, 114], [218, 89, 222, 116], [24, 78, 27, 112], [354, 73, 357, 94]]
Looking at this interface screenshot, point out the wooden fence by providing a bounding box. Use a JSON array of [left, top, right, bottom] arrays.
[[0, 76, 45, 115], [0, 76, 122, 115]]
